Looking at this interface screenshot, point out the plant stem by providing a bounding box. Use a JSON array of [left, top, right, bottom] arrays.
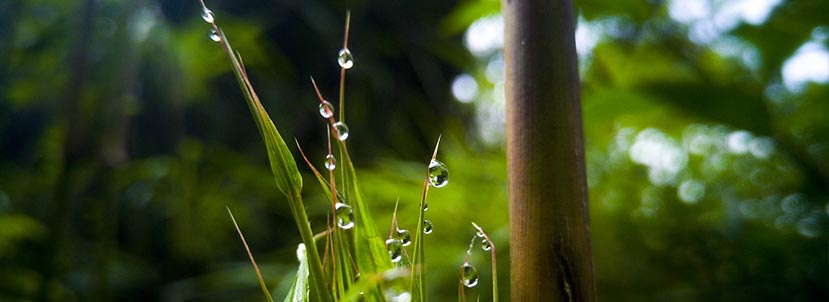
[[502, 0, 596, 301], [290, 193, 333, 302]]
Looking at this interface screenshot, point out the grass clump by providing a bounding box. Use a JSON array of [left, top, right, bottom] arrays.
[[196, 2, 498, 301]]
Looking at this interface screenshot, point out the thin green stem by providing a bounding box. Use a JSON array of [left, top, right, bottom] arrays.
[[338, 11, 351, 123], [289, 192, 332, 302]]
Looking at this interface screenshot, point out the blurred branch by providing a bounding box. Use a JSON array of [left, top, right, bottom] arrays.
[[36, 0, 97, 300]]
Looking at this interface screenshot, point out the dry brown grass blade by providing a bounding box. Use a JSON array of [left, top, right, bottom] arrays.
[[226, 206, 274, 302]]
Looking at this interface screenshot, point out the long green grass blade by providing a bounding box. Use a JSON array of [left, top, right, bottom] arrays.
[[208, 24, 330, 302], [411, 136, 442, 302]]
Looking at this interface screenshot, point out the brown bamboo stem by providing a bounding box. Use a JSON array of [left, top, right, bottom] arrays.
[[501, 0, 596, 301]]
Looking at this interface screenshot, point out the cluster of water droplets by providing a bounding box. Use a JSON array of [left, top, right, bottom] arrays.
[[335, 202, 354, 229], [200, 7, 222, 42], [428, 159, 449, 188], [338, 48, 354, 69]]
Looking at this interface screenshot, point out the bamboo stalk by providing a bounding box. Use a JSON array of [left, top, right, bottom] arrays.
[[501, 0, 596, 301]]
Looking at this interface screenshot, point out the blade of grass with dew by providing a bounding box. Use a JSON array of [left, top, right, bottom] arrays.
[[227, 207, 274, 302], [283, 243, 311, 302], [310, 76, 392, 289], [203, 14, 330, 302], [410, 136, 442, 302], [297, 139, 357, 299], [471, 222, 498, 302]]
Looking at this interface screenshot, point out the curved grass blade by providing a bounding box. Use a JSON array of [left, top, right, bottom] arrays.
[[198, 4, 330, 300], [226, 207, 274, 302], [471, 222, 498, 302]]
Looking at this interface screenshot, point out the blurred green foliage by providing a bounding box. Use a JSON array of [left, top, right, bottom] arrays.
[[0, 0, 827, 301]]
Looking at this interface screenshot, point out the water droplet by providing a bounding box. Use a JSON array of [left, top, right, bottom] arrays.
[[201, 7, 215, 23], [325, 154, 336, 171], [385, 238, 403, 263], [428, 159, 449, 188], [209, 29, 221, 42], [481, 239, 491, 251], [334, 122, 350, 141], [397, 229, 411, 246], [335, 202, 354, 229], [476, 229, 485, 238], [422, 219, 433, 234], [296, 243, 306, 262], [319, 100, 334, 118], [461, 263, 479, 288], [338, 48, 354, 69], [422, 202, 429, 212]]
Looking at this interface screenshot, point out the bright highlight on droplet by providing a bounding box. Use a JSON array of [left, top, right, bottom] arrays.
[[324, 154, 336, 171], [334, 122, 350, 141], [338, 48, 354, 69], [335, 202, 354, 229], [319, 100, 334, 118], [201, 7, 215, 23], [422, 219, 433, 234], [209, 29, 221, 42], [461, 263, 479, 288], [385, 238, 403, 263], [428, 159, 449, 188]]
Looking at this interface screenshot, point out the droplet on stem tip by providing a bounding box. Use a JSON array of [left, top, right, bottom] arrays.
[[428, 159, 449, 188]]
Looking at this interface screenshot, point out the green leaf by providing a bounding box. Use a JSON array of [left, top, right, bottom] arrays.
[[210, 25, 330, 302]]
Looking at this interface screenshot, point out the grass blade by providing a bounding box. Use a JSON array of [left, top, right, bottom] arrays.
[[226, 207, 274, 302], [411, 135, 442, 302], [198, 3, 330, 300]]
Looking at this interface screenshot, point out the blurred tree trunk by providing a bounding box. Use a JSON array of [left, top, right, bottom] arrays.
[[501, 0, 596, 301]]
